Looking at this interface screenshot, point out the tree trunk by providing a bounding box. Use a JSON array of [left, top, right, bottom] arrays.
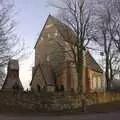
[[109, 60, 113, 89], [105, 56, 111, 91], [76, 50, 84, 93]]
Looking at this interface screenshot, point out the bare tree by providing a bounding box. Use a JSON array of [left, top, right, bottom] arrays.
[[109, 50, 120, 81], [50, 0, 91, 93], [95, 0, 120, 52], [91, 1, 120, 90], [0, 1, 25, 87]]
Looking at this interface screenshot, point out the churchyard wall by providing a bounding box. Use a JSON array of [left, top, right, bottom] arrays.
[[0, 91, 120, 112]]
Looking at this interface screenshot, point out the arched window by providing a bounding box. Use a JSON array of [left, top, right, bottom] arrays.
[[55, 85, 59, 92], [97, 77, 102, 89], [92, 76, 97, 89], [36, 84, 41, 92], [60, 84, 64, 92]]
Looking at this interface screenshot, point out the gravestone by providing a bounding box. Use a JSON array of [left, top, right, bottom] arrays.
[[2, 59, 23, 92]]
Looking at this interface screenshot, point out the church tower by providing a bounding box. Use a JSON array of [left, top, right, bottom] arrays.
[[2, 60, 23, 92]]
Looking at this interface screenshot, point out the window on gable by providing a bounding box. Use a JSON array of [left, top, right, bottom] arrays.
[[45, 24, 53, 29], [46, 55, 50, 62], [48, 33, 50, 38], [41, 37, 43, 41], [54, 30, 58, 37]]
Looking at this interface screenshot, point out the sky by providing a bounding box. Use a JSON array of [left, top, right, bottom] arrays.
[[14, 0, 57, 89]]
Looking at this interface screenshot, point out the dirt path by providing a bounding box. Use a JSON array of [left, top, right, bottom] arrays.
[[0, 111, 120, 120]]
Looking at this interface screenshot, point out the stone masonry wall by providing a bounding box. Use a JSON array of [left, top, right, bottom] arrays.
[[0, 92, 120, 112]]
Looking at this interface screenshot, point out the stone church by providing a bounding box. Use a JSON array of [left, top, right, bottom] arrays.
[[30, 15, 105, 93]]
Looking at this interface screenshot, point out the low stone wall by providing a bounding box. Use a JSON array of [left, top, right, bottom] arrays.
[[0, 91, 120, 112]]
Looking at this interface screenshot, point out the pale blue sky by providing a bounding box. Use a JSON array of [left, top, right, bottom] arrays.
[[13, 0, 57, 89], [14, 0, 56, 48]]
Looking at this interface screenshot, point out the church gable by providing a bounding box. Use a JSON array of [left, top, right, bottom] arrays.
[[86, 51, 103, 73], [35, 15, 57, 49], [30, 62, 55, 91], [34, 15, 65, 70], [31, 65, 46, 90]]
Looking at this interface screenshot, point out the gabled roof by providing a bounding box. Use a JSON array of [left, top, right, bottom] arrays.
[[86, 51, 103, 73], [30, 62, 55, 86], [47, 15, 76, 44]]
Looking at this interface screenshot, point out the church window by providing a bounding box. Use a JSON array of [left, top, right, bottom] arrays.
[[54, 30, 58, 37], [41, 37, 43, 41], [48, 33, 50, 38], [46, 55, 50, 62], [45, 24, 53, 29], [97, 77, 101, 89], [37, 84, 41, 92]]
